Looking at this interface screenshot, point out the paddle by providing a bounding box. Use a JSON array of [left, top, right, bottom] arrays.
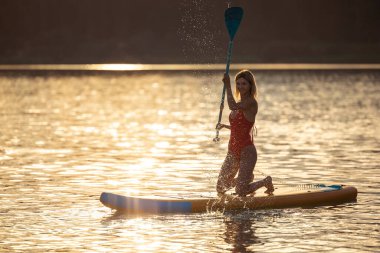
[[214, 6, 244, 142]]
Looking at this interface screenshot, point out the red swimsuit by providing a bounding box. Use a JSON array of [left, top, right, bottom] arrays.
[[228, 110, 254, 158]]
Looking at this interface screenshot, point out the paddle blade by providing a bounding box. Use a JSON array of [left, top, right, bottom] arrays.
[[224, 7, 243, 41]]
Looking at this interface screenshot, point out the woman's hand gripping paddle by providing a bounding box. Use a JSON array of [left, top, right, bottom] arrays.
[[213, 7, 244, 142]]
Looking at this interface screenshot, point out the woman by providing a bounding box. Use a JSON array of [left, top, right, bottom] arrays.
[[216, 70, 274, 196]]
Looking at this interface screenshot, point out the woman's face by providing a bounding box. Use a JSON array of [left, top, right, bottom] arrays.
[[236, 77, 251, 96]]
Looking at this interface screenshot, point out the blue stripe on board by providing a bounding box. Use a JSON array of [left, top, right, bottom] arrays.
[[157, 200, 192, 213]]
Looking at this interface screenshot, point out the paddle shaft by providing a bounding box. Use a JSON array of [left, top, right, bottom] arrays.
[[215, 40, 233, 140]]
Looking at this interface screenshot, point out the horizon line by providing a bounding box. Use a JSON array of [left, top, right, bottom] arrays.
[[1, 63, 380, 71]]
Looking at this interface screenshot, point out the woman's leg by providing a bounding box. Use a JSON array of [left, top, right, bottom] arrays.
[[216, 153, 239, 194], [235, 145, 256, 196], [235, 145, 274, 196]]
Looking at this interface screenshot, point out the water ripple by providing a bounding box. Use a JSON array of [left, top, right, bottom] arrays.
[[0, 71, 379, 252]]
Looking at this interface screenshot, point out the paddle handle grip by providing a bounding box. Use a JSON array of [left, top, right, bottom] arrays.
[[214, 41, 233, 141]]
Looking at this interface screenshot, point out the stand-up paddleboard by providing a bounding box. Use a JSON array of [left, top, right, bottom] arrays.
[[100, 184, 357, 214]]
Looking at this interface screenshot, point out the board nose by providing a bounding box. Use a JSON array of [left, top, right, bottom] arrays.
[[99, 192, 108, 205]]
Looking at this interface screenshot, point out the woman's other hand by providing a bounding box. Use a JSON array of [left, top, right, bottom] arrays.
[[216, 123, 226, 130], [216, 123, 223, 130]]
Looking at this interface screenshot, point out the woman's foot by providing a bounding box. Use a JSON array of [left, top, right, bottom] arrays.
[[263, 176, 274, 194]]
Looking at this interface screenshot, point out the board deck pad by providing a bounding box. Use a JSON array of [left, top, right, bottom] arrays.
[[100, 184, 357, 214]]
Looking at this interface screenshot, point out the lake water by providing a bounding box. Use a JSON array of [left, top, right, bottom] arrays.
[[0, 69, 379, 252]]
